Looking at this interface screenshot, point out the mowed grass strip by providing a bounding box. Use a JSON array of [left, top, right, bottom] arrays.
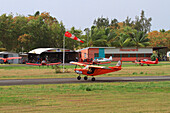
[[0, 82, 169, 113], [0, 62, 170, 79]]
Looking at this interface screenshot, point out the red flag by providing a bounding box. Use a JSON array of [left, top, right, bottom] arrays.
[[65, 31, 84, 43]]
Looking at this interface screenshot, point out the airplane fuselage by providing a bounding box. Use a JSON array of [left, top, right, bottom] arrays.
[[74, 66, 121, 76]]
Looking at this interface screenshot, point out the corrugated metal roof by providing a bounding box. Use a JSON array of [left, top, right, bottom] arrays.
[[28, 48, 55, 54], [28, 48, 74, 54], [0, 51, 18, 55], [76, 47, 116, 52]]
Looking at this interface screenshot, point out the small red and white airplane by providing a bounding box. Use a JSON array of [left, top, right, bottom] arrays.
[[133, 58, 159, 66], [26, 60, 61, 67], [70, 60, 122, 81], [0, 57, 22, 64]]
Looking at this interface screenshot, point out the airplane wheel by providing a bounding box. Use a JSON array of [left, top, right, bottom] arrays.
[[84, 76, 88, 80], [77, 76, 81, 80], [91, 77, 95, 81], [147, 64, 150, 66]]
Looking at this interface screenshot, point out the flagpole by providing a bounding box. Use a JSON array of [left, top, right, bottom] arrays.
[[63, 34, 65, 72]]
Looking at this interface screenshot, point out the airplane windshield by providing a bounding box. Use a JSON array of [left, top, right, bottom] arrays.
[[87, 67, 95, 74], [83, 66, 89, 69], [98, 58, 103, 60], [143, 59, 148, 61]]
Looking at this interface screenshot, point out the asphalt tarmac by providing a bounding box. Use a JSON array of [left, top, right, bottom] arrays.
[[0, 76, 170, 86]]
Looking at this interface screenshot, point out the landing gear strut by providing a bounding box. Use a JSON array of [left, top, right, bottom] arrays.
[[77, 75, 81, 80]]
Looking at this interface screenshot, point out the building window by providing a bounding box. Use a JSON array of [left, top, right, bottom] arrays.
[[84, 53, 86, 58], [122, 54, 128, 57], [138, 54, 144, 57], [145, 54, 152, 57], [114, 54, 120, 57], [94, 53, 99, 57], [105, 54, 112, 58], [130, 54, 136, 57]]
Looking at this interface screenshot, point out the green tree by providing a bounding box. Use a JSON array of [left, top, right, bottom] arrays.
[[0, 14, 15, 51], [134, 10, 152, 34], [110, 18, 120, 29], [130, 31, 150, 48], [110, 33, 132, 48], [93, 16, 109, 28], [123, 16, 134, 27]]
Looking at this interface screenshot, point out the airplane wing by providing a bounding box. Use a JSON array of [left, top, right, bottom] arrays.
[[132, 60, 141, 64], [26, 63, 42, 66], [76, 62, 91, 65], [70, 61, 112, 70], [87, 65, 112, 70], [46, 62, 61, 66], [134, 61, 141, 64], [97, 61, 111, 64], [7, 57, 22, 60], [0, 57, 5, 60], [70, 61, 87, 67]]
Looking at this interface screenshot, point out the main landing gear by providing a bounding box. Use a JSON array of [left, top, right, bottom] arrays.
[[76, 75, 95, 81], [91, 77, 95, 81], [84, 76, 88, 80]]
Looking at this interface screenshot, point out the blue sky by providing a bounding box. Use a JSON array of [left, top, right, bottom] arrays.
[[0, 0, 169, 31]]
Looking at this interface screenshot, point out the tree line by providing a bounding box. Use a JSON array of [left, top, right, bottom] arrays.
[[0, 10, 169, 52]]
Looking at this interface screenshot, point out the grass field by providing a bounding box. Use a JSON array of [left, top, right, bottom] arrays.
[[0, 61, 170, 79], [0, 62, 170, 112], [0, 82, 170, 113]]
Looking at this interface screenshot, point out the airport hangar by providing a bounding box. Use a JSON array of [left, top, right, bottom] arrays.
[[27, 47, 167, 63], [77, 47, 153, 61], [28, 48, 78, 63], [0, 51, 20, 64]]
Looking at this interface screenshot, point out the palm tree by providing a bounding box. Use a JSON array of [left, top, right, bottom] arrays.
[[28, 11, 40, 17], [130, 31, 150, 48], [84, 28, 90, 47], [113, 34, 132, 48]]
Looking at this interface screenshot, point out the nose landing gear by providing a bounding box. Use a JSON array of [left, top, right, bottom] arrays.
[[77, 75, 81, 80]]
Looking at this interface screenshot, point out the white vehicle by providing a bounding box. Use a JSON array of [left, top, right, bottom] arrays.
[[93, 56, 112, 62]]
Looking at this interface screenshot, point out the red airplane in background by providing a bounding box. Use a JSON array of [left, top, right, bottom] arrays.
[[133, 58, 159, 66], [26, 60, 61, 67], [0, 57, 22, 64], [70, 60, 122, 81]]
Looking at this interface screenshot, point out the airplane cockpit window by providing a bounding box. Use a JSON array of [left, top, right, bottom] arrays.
[[87, 67, 95, 74], [143, 59, 148, 61], [83, 66, 89, 69]]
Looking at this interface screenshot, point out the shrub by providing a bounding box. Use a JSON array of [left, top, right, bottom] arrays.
[[151, 54, 158, 61]]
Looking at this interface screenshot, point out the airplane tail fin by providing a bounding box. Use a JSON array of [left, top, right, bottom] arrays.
[[116, 60, 122, 67], [155, 58, 159, 64], [109, 56, 112, 61]]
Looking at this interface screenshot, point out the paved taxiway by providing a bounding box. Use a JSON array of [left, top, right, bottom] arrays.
[[0, 76, 170, 86]]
